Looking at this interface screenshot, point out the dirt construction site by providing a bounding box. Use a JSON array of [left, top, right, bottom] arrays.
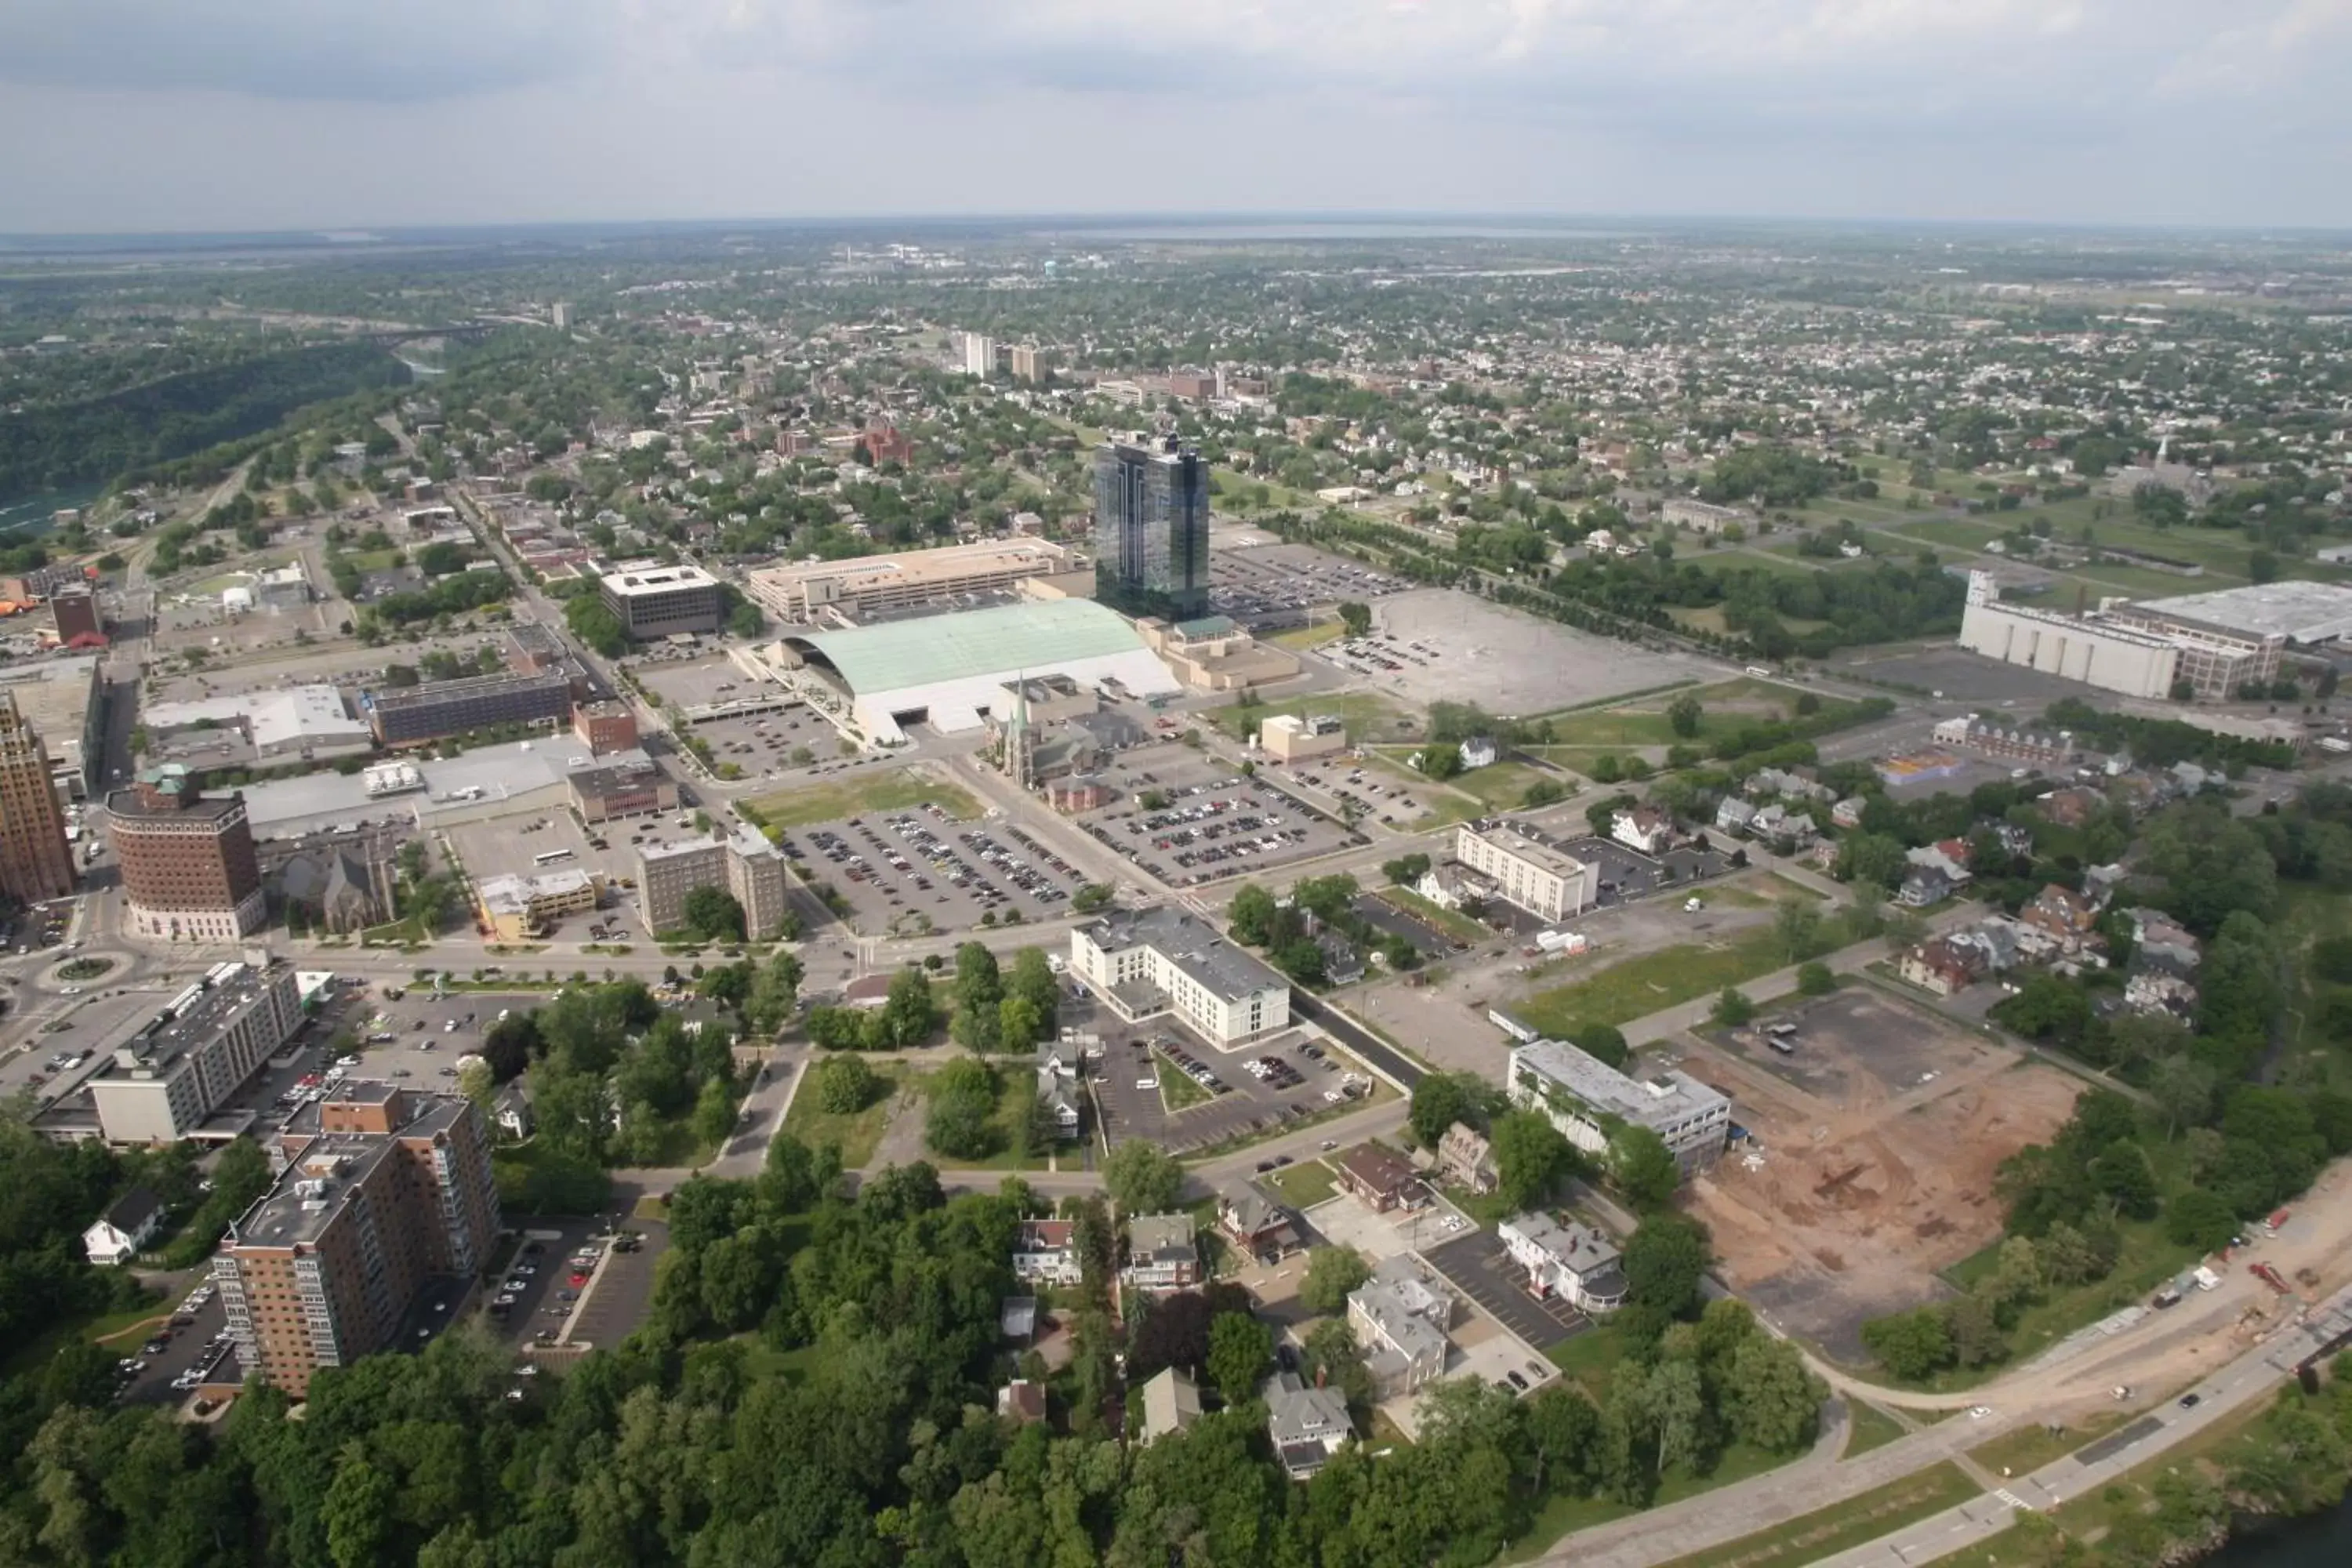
[[1673, 986, 2085, 1364]]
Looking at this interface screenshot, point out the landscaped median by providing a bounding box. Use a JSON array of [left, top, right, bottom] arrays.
[[1650, 1461, 1981, 1568]]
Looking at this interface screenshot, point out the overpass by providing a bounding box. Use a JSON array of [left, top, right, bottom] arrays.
[[358, 322, 501, 347]]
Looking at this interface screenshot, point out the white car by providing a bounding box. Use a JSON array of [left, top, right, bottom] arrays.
[[1965, 1406, 1994, 1420]]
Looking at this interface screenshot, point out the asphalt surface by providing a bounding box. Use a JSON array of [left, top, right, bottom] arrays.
[[1422, 1230, 1590, 1352]]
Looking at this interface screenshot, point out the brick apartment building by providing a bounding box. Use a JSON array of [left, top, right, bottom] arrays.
[[214, 1083, 499, 1397], [104, 764, 265, 941]]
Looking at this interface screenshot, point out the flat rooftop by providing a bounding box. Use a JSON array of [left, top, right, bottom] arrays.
[[364, 668, 570, 713], [1086, 905, 1287, 1002], [601, 562, 719, 596], [477, 869, 595, 913], [235, 1094, 468, 1249], [144, 685, 368, 750], [1512, 1038, 1729, 1130], [103, 960, 287, 1075], [2131, 582, 2352, 643], [750, 538, 1068, 594], [1468, 822, 1592, 880]]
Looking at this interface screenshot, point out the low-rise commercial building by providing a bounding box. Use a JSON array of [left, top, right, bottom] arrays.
[[570, 757, 678, 822], [215, 1084, 499, 1396], [1258, 712, 1348, 764], [1135, 615, 1301, 691], [87, 956, 303, 1144], [1508, 1039, 1731, 1175], [474, 869, 602, 942], [572, 700, 640, 757], [1069, 906, 1290, 1046], [746, 539, 1073, 623], [361, 670, 573, 746], [636, 826, 791, 938], [599, 562, 725, 639], [1661, 497, 1751, 534], [1455, 822, 1595, 922]]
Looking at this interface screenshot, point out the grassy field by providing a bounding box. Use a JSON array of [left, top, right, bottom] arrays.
[[743, 771, 982, 832], [1455, 760, 1559, 808], [1505, 1440, 1810, 1564], [1267, 621, 1347, 651], [1266, 1158, 1339, 1209], [779, 1063, 906, 1167], [1843, 1400, 1909, 1459], [1646, 1463, 1980, 1568], [1377, 886, 1490, 945], [1154, 1051, 1211, 1112], [1543, 1322, 1632, 1399], [1531, 676, 1821, 750], [1967, 1410, 2125, 1478], [1214, 691, 1418, 743], [1515, 925, 1793, 1036]]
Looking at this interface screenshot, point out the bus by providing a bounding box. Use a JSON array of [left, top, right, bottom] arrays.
[[1763, 1022, 1798, 1055], [534, 849, 575, 866]]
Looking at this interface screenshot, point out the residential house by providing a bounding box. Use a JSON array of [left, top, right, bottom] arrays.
[[1898, 864, 1955, 909], [996, 1380, 1047, 1424], [2084, 862, 2129, 908], [82, 1187, 164, 1265], [2021, 884, 2099, 948], [1139, 1367, 1201, 1443], [1831, 797, 1867, 829], [1417, 861, 1497, 912], [1317, 933, 1367, 985], [1036, 1049, 1083, 1139], [1458, 736, 1501, 771], [1611, 806, 1674, 856], [2125, 908, 2202, 1017], [1264, 1371, 1354, 1479], [1747, 767, 1831, 803], [1899, 938, 1987, 996], [2038, 786, 2106, 828], [1715, 797, 1759, 837], [1436, 1122, 1498, 1195], [1348, 1256, 1452, 1397], [1217, 1183, 1301, 1261], [2125, 971, 2199, 1017], [1498, 1212, 1627, 1312], [1012, 1219, 1083, 1287], [492, 1085, 534, 1140], [1124, 1213, 1200, 1292], [1334, 1142, 1428, 1212]]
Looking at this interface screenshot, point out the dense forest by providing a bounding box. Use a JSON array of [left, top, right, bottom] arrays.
[[0, 343, 409, 503]]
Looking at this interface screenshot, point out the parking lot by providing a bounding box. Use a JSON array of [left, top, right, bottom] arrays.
[[1072, 744, 1359, 886], [1359, 589, 1718, 713], [1349, 893, 1465, 957], [688, 704, 846, 784], [775, 804, 1081, 938], [1421, 1229, 1591, 1352], [1210, 539, 1407, 630], [114, 1284, 234, 1408], [562, 1219, 667, 1349], [1283, 757, 1445, 831], [1090, 1025, 1377, 1155], [487, 1221, 663, 1350]]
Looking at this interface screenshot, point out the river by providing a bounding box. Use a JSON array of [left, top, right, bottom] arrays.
[[2210, 1500, 2352, 1565], [0, 480, 104, 540]]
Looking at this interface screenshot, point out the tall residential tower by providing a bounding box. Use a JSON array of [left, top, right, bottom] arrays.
[[1094, 437, 1210, 620]]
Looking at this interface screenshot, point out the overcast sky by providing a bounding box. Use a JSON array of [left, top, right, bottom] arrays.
[[3, 0, 2349, 234]]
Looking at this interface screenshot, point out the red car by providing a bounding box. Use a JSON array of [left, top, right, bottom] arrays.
[[568, 1272, 588, 1288]]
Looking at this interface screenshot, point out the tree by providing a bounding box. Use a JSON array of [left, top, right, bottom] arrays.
[[456, 1059, 495, 1119], [691, 1075, 737, 1149], [1622, 1214, 1709, 1319], [1610, 1125, 1682, 1210], [322, 1451, 395, 1568], [1104, 1139, 1184, 1215], [1382, 852, 1432, 887], [1207, 1312, 1272, 1403], [816, 1054, 878, 1114], [1409, 1071, 1484, 1148], [1298, 1247, 1372, 1313], [1338, 601, 1372, 637], [1127, 1291, 1214, 1381], [1569, 1022, 1630, 1069], [2166, 1188, 2237, 1252], [1773, 898, 1824, 964], [878, 967, 939, 1047], [1725, 1337, 1824, 1452], [1490, 1109, 1576, 1209], [1229, 884, 1278, 946], [1666, 692, 1704, 739], [1711, 987, 1755, 1028], [677, 885, 746, 942], [997, 994, 1044, 1051], [1860, 1306, 1952, 1381], [924, 1058, 999, 1160], [746, 949, 803, 1036], [1795, 961, 1835, 996]]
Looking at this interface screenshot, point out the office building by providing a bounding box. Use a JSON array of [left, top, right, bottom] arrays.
[[215, 1085, 499, 1396], [745, 538, 1073, 623], [1508, 1040, 1732, 1175], [572, 699, 639, 757], [1454, 822, 1594, 923], [1258, 713, 1348, 764], [636, 826, 791, 938], [1094, 437, 1210, 619], [1069, 905, 1290, 1046], [106, 764, 267, 941], [49, 588, 101, 644], [361, 670, 573, 746], [598, 562, 725, 640], [961, 331, 996, 379], [0, 690, 75, 902], [87, 956, 303, 1144]]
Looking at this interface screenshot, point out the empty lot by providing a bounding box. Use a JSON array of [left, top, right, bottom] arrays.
[[1363, 590, 1720, 714], [1679, 987, 2082, 1364]]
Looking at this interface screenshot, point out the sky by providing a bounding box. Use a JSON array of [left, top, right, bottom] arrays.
[[3, 0, 2350, 234]]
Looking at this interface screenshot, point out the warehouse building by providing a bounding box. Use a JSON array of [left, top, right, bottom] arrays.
[[361, 670, 574, 746], [744, 539, 1074, 624], [599, 562, 724, 639], [771, 598, 1181, 745], [1957, 571, 2283, 700]]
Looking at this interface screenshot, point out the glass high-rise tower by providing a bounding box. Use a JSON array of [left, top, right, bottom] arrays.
[[1094, 437, 1210, 619]]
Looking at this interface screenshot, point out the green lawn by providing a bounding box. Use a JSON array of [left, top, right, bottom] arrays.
[[1505, 1442, 1812, 1564], [1967, 1410, 2124, 1478], [1214, 691, 1417, 744], [1842, 1400, 1909, 1459], [1266, 621, 1346, 651], [1455, 760, 1557, 808], [1154, 1051, 1211, 1112], [1646, 1464, 1979, 1568], [742, 771, 982, 832], [1376, 886, 1491, 946], [779, 1065, 906, 1167], [1515, 926, 1793, 1036], [1265, 1158, 1339, 1208], [1543, 1322, 1632, 1399]]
